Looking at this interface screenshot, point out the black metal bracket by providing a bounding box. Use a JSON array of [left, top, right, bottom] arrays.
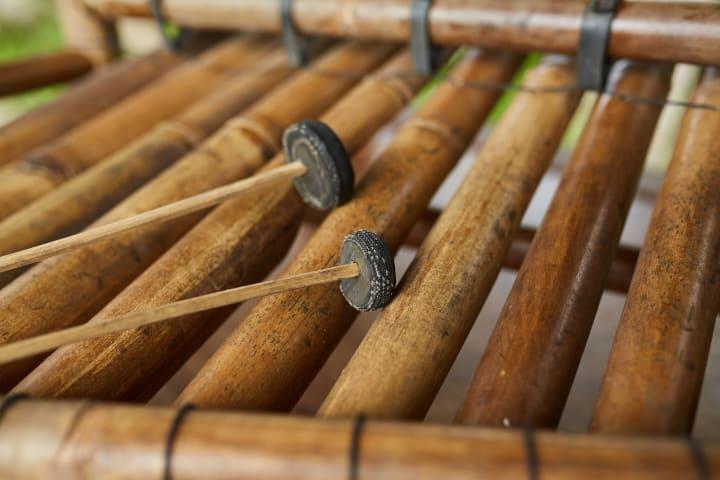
[[281, 0, 310, 66], [410, 0, 442, 75], [149, 0, 188, 52], [577, 0, 621, 91]]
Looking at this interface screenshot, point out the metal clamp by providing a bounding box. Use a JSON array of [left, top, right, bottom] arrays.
[[281, 0, 310, 66], [410, 0, 441, 75], [149, 0, 187, 52], [577, 0, 621, 91]]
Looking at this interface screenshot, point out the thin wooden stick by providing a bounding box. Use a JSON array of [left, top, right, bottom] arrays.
[[0, 263, 358, 366], [0, 162, 307, 273]]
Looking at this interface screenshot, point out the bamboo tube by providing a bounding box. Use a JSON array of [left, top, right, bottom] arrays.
[[55, 0, 118, 65], [455, 61, 672, 429], [83, 0, 720, 68], [15, 48, 422, 401], [0, 51, 181, 167], [178, 50, 519, 411], [0, 49, 291, 288], [0, 399, 716, 480], [319, 57, 581, 421], [0, 42, 393, 392], [590, 69, 720, 436], [307, 210, 640, 294], [0, 51, 93, 98], [0, 35, 272, 220]]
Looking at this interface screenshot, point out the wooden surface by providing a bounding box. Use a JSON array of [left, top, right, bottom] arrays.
[[55, 0, 119, 64], [0, 50, 178, 166], [2, 42, 393, 393], [0, 36, 269, 220], [0, 399, 717, 479], [456, 61, 672, 428], [318, 57, 580, 421], [0, 48, 291, 288], [0, 51, 93, 98], [84, 0, 720, 67], [178, 49, 519, 411], [590, 68, 720, 436]]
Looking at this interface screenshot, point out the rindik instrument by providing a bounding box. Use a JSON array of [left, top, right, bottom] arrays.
[[0, 0, 717, 478]]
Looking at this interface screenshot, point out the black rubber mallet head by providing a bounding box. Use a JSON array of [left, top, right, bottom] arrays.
[[339, 230, 396, 312]]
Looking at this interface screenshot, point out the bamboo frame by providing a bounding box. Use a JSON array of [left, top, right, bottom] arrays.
[[177, 49, 519, 411], [0, 36, 274, 221], [0, 399, 716, 479], [0, 42, 393, 392], [0, 51, 93, 98], [15, 48, 424, 401], [0, 51, 180, 167], [456, 60, 672, 429], [318, 57, 581, 421], [55, 0, 119, 65], [82, 0, 720, 68], [0, 47, 291, 289], [590, 68, 720, 436]]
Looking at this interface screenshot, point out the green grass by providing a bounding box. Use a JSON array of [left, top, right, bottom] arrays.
[[0, 1, 64, 117]]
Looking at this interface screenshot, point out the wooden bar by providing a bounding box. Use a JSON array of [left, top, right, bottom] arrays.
[[455, 61, 672, 429], [178, 50, 520, 411], [0, 36, 271, 221], [83, 0, 720, 67], [0, 51, 180, 167], [319, 57, 580, 421], [590, 69, 720, 436], [0, 399, 717, 480], [0, 42, 393, 392], [15, 49, 423, 401], [0, 51, 93, 98], [0, 48, 291, 289], [55, 0, 118, 65]]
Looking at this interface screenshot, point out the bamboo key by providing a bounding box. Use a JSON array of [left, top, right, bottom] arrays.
[[0, 230, 395, 366], [0, 120, 353, 274]]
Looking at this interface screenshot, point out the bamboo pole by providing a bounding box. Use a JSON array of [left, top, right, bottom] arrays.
[[307, 210, 641, 294], [0, 35, 272, 220], [177, 49, 519, 411], [0, 51, 93, 98], [0, 161, 305, 275], [15, 48, 423, 401], [0, 399, 716, 480], [55, 0, 118, 65], [590, 68, 720, 436], [318, 57, 581, 421], [0, 50, 181, 167], [83, 0, 720, 68], [0, 48, 291, 289], [455, 61, 672, 429], [0, 42, 393, 392], [0, 264, 359, 366]]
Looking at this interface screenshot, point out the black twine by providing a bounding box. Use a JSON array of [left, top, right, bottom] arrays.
[[164, 403, 196, 480], [149, 0, 188, 52], [522, 424, 540, 480], [349, 414, 367, 480], [686, 436, 710, 480]]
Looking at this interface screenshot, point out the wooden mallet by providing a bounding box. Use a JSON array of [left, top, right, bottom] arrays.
[[0, 230, 396, 365], [0, 119, 354, 273]]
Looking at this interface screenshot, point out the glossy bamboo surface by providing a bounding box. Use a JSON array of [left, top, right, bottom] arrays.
[[0, 51, 92, 97]]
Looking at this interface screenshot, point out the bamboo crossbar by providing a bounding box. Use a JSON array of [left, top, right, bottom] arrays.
[[0, 399, 716, 479], [83, 0, 720, 68], [0, 50, 93, 98]]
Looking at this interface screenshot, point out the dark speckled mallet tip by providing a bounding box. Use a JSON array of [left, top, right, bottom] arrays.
[[282, 120, 354, 211], [339, 230, 396, 312]]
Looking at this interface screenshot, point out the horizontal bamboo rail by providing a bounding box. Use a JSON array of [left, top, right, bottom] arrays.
[[15, 48, 422, 402], [0, 51, 93, 97], [0, 51, 179, 167], [456, 60, 672, 429], [590, 68, 720, 436], [83, 0, 720, 68], [0, 42, 393, 393], [0, 399, 716, 479]]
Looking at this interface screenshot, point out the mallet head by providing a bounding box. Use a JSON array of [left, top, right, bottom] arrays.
[[339, 230, 396, 312]]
